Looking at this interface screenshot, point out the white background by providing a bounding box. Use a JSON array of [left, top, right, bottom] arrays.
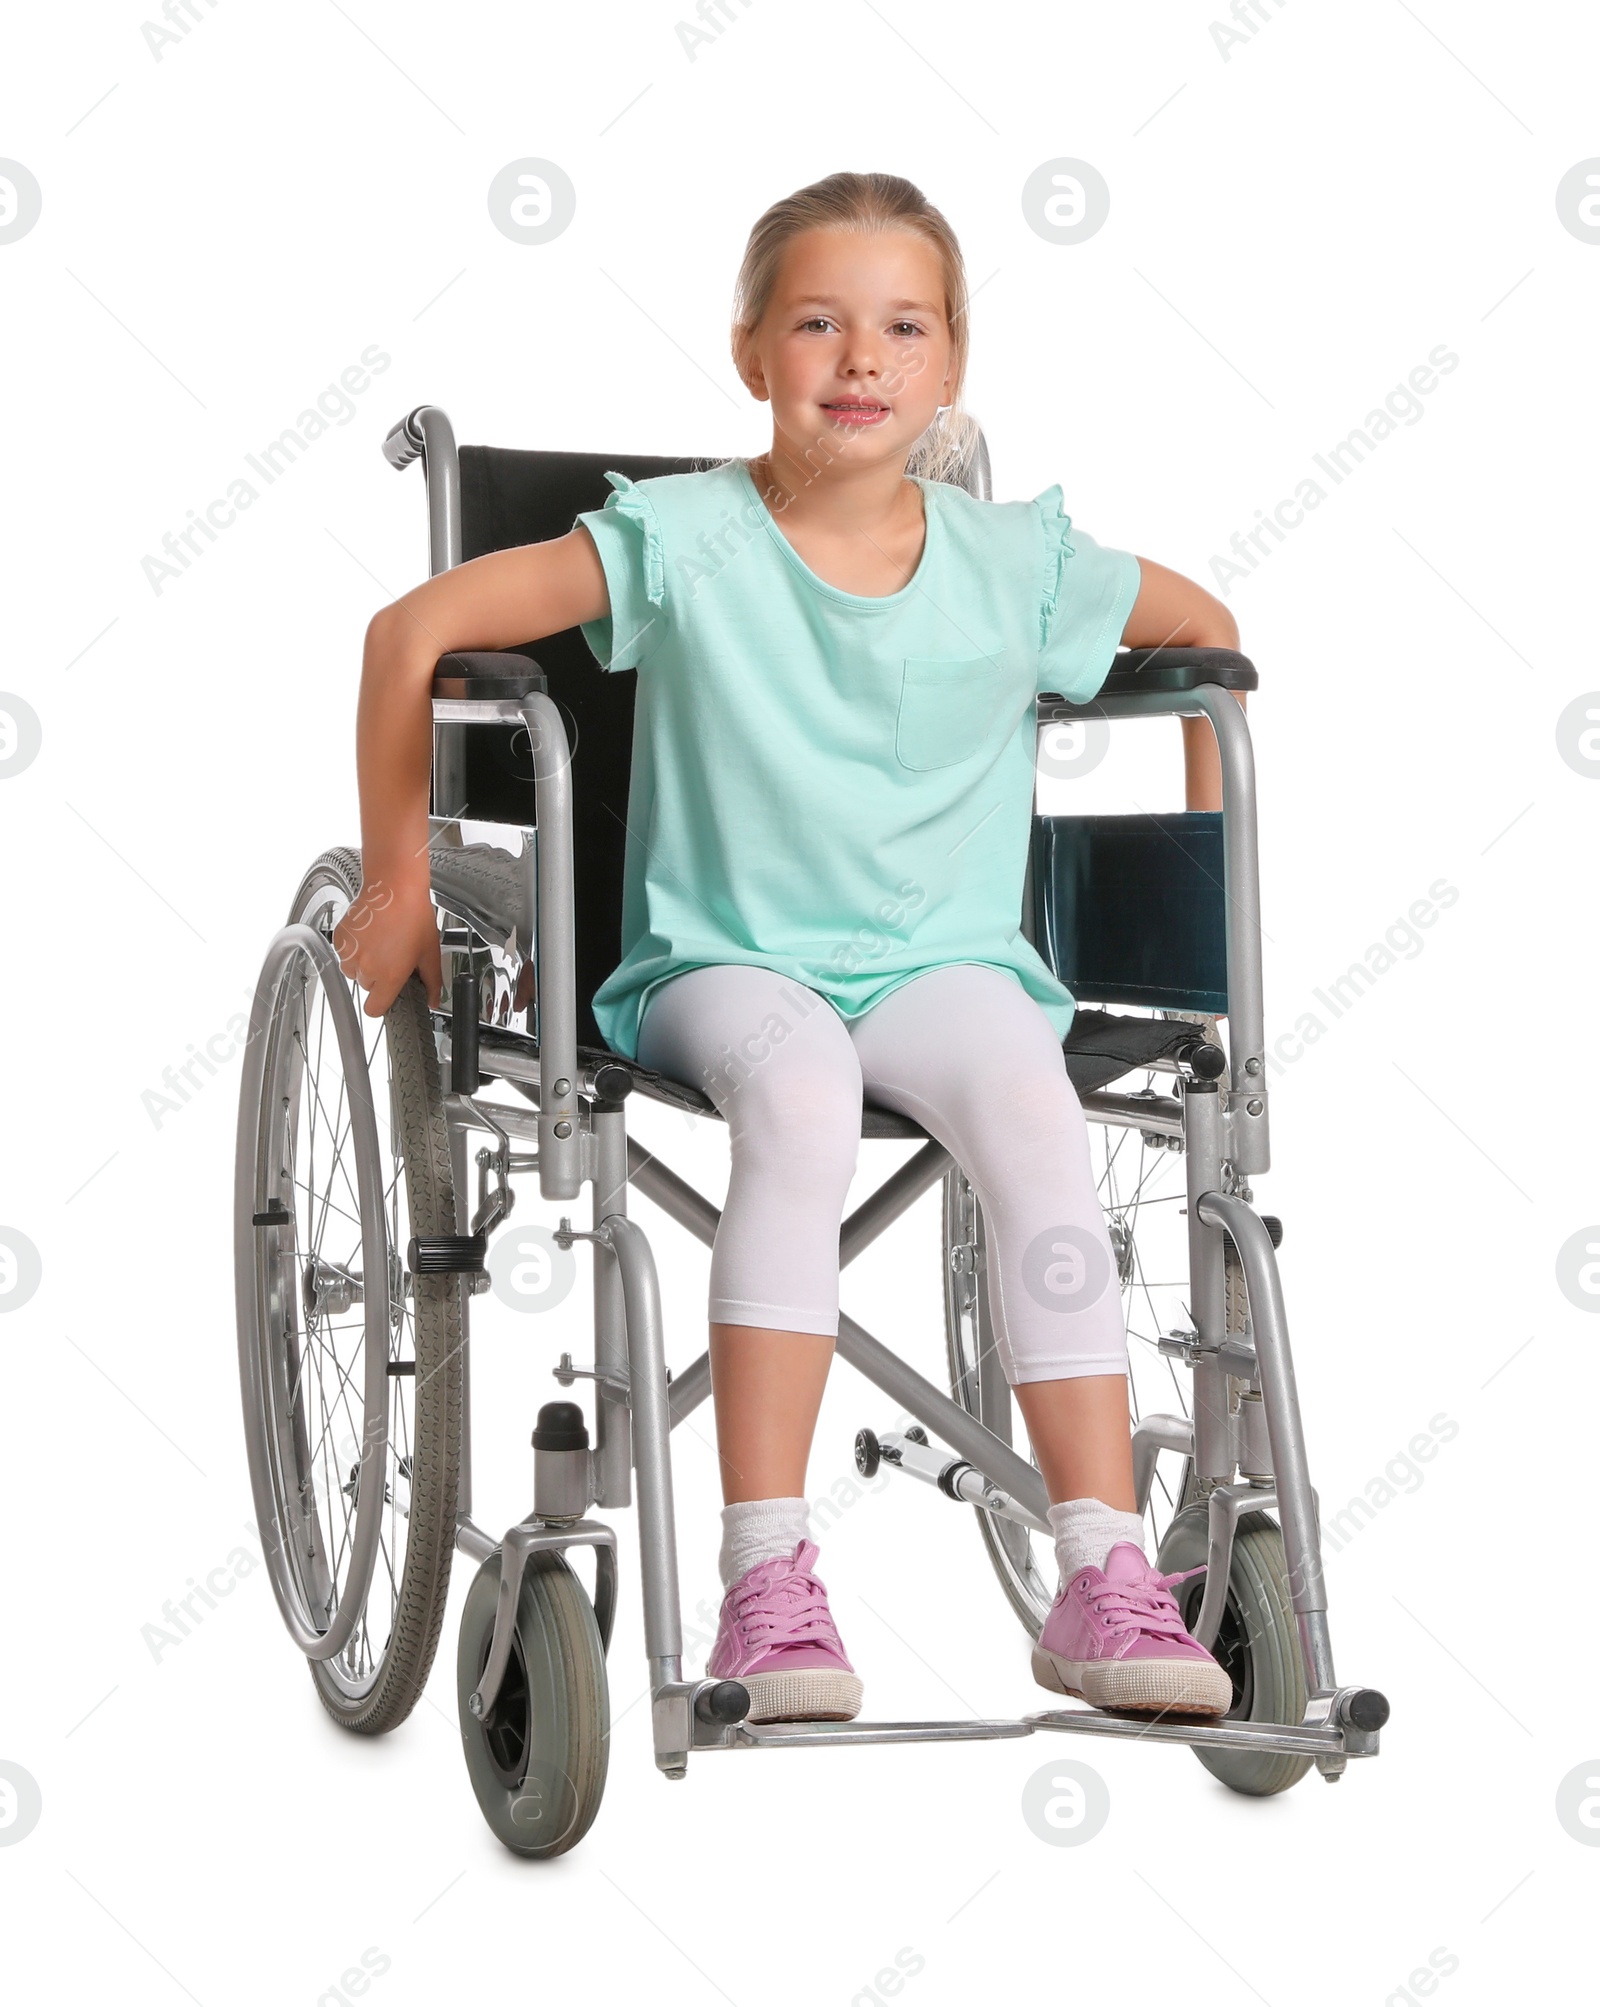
[[2, 1, 1595, 1999]]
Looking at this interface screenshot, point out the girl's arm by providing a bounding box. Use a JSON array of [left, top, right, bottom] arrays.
[[337, 527, 610, 1015], [1119, 557, 1245, 813]]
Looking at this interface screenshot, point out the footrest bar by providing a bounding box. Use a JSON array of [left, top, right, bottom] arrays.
[[698, 1716, 1037, 1750], [691, 1701, 1382, 1758]]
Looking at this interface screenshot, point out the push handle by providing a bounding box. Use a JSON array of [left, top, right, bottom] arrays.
[[381, 406, 428, 471], [379, 405, 461, 574]]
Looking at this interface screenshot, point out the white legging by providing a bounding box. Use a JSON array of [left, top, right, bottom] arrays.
[[635, 962, 1128, 1385]]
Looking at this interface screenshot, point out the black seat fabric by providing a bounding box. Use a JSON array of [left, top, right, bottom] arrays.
[[543, 1005, 1202, 1144], [1052, 1007, 1207, 1093], [451, 446, 1207, 1133]]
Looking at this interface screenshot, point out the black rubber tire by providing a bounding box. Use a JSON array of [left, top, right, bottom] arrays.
[[1157, 1505, 1313, 1797], [289, 849, 463, 1736], [456, 1550, 610, 1859]]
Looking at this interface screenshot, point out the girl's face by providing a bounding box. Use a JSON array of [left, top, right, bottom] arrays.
[[739, 225, 957, 472]]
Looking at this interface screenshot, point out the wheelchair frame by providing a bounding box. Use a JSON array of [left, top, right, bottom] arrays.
[[289, 406, 1388, 1785]]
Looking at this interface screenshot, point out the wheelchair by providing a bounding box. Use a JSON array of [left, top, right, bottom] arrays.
[[233, 404, 1389, 1858]]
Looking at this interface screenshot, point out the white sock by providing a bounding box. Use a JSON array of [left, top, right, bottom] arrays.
[[1048, 1498, 1146, 1583], [719, 1496, 812, 1589]]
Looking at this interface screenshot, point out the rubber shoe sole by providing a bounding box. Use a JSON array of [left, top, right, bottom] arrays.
[[1031, 1643, 1232, 1717], [739, 1667, 863, 1723]]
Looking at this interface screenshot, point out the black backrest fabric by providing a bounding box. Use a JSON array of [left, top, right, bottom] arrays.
[[455, 446, 716, 1048]]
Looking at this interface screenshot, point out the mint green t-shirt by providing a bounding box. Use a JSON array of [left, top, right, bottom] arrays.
[[576, 458, 1142, 1063]]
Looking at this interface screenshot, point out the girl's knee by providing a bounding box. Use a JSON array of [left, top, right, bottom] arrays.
[[723, 1054, 862, 1184], [735, 1096, 861, 1188]]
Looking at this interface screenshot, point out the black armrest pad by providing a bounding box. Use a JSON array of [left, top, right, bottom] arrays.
[[432, 650, 548, 699], [1043, 646, 1257, 703]]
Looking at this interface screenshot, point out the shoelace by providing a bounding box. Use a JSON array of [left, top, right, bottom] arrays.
[[729, 1552, 843, 1653], [1083, 1562, 1206, 1641]]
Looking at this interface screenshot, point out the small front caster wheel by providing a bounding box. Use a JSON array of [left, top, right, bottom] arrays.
[[456, 1549, 609, 1858], [1157, 1507, 1312, 1798]]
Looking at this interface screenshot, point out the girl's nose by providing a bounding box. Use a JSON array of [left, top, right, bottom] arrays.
[[840, 333, 883, 377]]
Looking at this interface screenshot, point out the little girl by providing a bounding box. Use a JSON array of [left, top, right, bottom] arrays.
[[339, 171, 1246, 1726]]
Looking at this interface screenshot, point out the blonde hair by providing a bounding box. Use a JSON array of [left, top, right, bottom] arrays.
[[731, 171, 980, 487]]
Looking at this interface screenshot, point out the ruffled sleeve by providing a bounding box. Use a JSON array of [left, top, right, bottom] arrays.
[[575, 470, 669, 673], [1033, 483, 1143, 703]]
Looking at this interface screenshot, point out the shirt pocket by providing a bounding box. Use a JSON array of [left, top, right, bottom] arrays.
[[895, 655, 1010, 772]]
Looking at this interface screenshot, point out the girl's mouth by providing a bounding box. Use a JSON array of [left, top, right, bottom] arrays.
[[822, 400, 890, 427]]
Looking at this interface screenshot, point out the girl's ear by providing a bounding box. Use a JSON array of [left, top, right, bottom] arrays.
[[733, 326, 770, 403]]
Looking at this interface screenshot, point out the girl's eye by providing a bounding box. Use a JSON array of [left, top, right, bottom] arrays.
[[799, 317, 835, 333], [890, 321, 925, 337]]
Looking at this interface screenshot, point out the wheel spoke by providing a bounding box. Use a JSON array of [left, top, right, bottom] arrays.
[[289, 1177, 363, 1238], [293, 1013, 365, 1256]]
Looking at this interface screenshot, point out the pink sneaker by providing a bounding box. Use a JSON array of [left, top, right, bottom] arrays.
[[1032, 1542, 1233, 1717], [708, 1539, 863, 1723]]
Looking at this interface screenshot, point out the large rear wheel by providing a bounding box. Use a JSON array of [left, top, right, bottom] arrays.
[[234, 848, 462, 1733]]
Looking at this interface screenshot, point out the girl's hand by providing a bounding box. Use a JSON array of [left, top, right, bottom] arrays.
[[334, 875, 443, 1017]]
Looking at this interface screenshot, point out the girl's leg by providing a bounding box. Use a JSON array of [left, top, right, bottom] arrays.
[[846, 963, 1134, 1502], [848, 964, 1230, 1712], [636, 963, 862, 1359], [1010, 1374, 1136, 1512], [636, 963, 865, 1721], [636, 963, 864, 1504], [706, 1323, 835, 1505]]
